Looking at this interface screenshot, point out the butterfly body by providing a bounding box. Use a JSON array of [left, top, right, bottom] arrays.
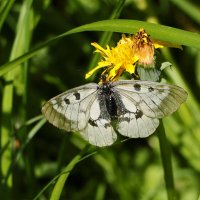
[[42, 80, 187, 147], [98, 82, 118, 118]]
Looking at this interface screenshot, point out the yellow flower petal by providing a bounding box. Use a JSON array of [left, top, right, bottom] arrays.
[[152, 39, 182, 50], [85, 65, 105, 79], [125, 63, 136, 74], [154, 43, 164, 49], [106, 65, 124, 81], [85, 60, 113, 79], [91, 42, 111, 57]]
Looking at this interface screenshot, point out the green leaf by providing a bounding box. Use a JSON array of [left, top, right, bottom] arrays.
[[49, 145, 92, 200], [0, 0, 15, 30], [3, 118, 46, 184], [0, 0, 34, 193], [1, 19, 200, 76]]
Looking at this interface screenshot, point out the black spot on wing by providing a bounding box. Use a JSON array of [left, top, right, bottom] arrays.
[[64, 98, 70, 104], [134, 83, 141, 91], [88, 119, 98, 127], [73, 92, 80, 100], [135, 109, 143, 119], [104, 122, 111, 128], [89, 118, 111, 129], [119, 116, 130, 122], [148, 87, 154, 92]]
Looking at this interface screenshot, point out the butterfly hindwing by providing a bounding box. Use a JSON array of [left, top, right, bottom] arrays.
[[111, 88, 159, 138], [80, 98, 117, 147], [117, 112, 159, 138], [42, 83, 98, 132], [79, 92, 117, 147]]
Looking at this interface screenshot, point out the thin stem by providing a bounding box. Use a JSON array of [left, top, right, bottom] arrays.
[[157, 121, 177, 200]]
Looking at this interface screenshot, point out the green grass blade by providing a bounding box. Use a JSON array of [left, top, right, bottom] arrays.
[[3, 118, 46, 185], [160, 48, 200, 176], [0, 0, 15, 30], [24, 115, 44, 126], [49, 157, 81, 200], [33, 149, 96, 200], [0, 0, 34, 195], [67, 19, 200, 47], [1, 19, 200, 76], [49, 145, 91, 200], [33, 170, 72, 200]]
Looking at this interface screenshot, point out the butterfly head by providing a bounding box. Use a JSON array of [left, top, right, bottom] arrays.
[[100, 74, 108, 83], [98, 74, 112, 94]]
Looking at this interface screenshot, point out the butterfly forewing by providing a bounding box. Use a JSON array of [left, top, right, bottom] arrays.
[[113, 80, 187, 118], [42, 83, 98, 131]]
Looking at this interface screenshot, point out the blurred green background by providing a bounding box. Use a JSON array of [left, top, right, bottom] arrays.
[[0, 0, 200, 199]]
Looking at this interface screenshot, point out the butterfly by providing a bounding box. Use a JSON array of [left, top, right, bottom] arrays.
[[42, 79, 187, 147]]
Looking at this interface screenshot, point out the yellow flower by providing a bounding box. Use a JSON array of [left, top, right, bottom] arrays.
[[86, 28, 181, 81], [85, 40, 138, 81], [132, 28, 182, 68], [133, 28, 157, 68]]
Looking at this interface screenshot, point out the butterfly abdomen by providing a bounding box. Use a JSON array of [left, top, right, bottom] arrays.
[[105, 95, 117, 118], [100, 82, 118, 118]]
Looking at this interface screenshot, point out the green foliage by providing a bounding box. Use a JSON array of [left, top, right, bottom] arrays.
[[0, 0, 200, 200]]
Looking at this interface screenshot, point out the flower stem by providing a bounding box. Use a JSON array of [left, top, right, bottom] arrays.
[[157, 120, 177, 200]]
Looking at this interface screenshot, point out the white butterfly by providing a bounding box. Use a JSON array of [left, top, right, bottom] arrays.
[[42, 80, 187, 147]]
